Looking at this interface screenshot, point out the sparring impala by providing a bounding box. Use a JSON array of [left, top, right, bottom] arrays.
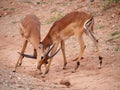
[[13, 14, 42, 72], [38, 11, 103, 76]]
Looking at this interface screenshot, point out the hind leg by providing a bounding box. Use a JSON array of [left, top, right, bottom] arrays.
[[95, 43, 103, 69]]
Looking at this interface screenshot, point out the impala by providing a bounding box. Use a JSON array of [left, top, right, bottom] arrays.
[[38, 11, 103, 76], [13, 14, 42, 73]]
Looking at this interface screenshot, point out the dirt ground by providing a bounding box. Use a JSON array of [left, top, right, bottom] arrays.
[[0, 0, 120, 90]]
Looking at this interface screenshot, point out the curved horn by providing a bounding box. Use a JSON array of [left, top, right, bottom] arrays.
[[46, 44, 55, 56], [17, 52, 36, 59], [49, 48, 61, 58]]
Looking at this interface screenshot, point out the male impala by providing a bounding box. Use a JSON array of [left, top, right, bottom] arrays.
[[13, 14, 42, 72], [38, 11, 103, 76]]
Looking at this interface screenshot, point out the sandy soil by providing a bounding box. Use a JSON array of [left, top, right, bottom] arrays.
[[0, 0, 120, 90]]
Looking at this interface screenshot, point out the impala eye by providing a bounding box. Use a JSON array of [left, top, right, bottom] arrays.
[[41, 56, 44, 60]]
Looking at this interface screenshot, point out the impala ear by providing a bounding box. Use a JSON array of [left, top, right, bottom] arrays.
[[46, 45, 50, 50], [39, 42, 43, 49]]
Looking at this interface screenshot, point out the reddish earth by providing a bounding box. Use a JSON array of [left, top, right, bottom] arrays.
[[0, 0, 120, 90]]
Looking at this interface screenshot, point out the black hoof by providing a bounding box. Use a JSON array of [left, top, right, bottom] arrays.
[[63, 63, 67, 70], [39, 72, 43, 75], [41, 75, 45, 78], [63, 65, 66, 70], [13, 70, 16, 72], [99, 56, 103, 60], [45, 70, 49, 75], [71, 70, 75, 73], [98, 66, 102, 69], [63, 67, 66, 70], [18, 63, 22, 66]]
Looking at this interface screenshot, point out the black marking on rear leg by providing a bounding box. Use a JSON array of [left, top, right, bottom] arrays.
[[72, 61, 80, 73], [99, 56, 103, 60], [98, 56, 103, 69], [75, 61, 80, 70], [100, 59, 102, 66], [77, 61, 80, 66]]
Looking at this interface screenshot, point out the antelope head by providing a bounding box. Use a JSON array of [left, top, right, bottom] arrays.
[[37, 43, 60, 69]]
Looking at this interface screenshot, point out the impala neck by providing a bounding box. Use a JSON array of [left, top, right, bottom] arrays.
[[42, 34, 53, 49]]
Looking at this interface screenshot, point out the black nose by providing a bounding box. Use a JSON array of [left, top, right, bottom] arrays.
[[90, 0, 94, 2], [45, 61, 48, 64], [41, 56, 44, 59]]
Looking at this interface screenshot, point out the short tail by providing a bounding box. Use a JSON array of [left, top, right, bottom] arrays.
[[84, 16, 98, 45]]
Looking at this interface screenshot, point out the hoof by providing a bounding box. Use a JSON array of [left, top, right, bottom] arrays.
[[63, 68, 66, 70], [36, 69, 42, 75], [71, 70, 75, 73], [39, 72, 43, 75], [13, 70, 16, 72], [98, 66, 102, 69], [41, 75, 45, 78], [81, 57, 84, 59], [18, 63, 22, 67], [45, 70, 49, 74], [63, 66, 66, 70], [41, 74, 45, 78], [63, 63, 67, 70]]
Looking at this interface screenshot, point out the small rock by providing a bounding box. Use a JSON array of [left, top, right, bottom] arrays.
[[111, 13, 115, 18], [17, 77, 21, 80], [4, 11, 13, 16], [90, 0, 94, 2], [112, 25, 115, 28], [60, 79, 71, 87]]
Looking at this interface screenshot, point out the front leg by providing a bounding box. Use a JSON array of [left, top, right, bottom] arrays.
[[72, 34, 86, 73], [36, 61, 42, 74], [43, 42, 59, 76], [13, 40, 28, 72], [43, 58, 53, 75], [36, 52, 43, 74], [61, 40, 67, 70]]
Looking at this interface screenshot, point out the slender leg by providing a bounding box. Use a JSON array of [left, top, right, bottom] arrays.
[[44, 42, 59, 75], [89, 27, 103, 68], [36, 50, 43, 74], [61, 40, 67, 70], [33, 49, 37, 59], [13, 40, 28, 72], [72, 57, 84, 61], [86, 24, 103, 68], [95, 43, 103, 69], [73, 34, 86, 73]]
